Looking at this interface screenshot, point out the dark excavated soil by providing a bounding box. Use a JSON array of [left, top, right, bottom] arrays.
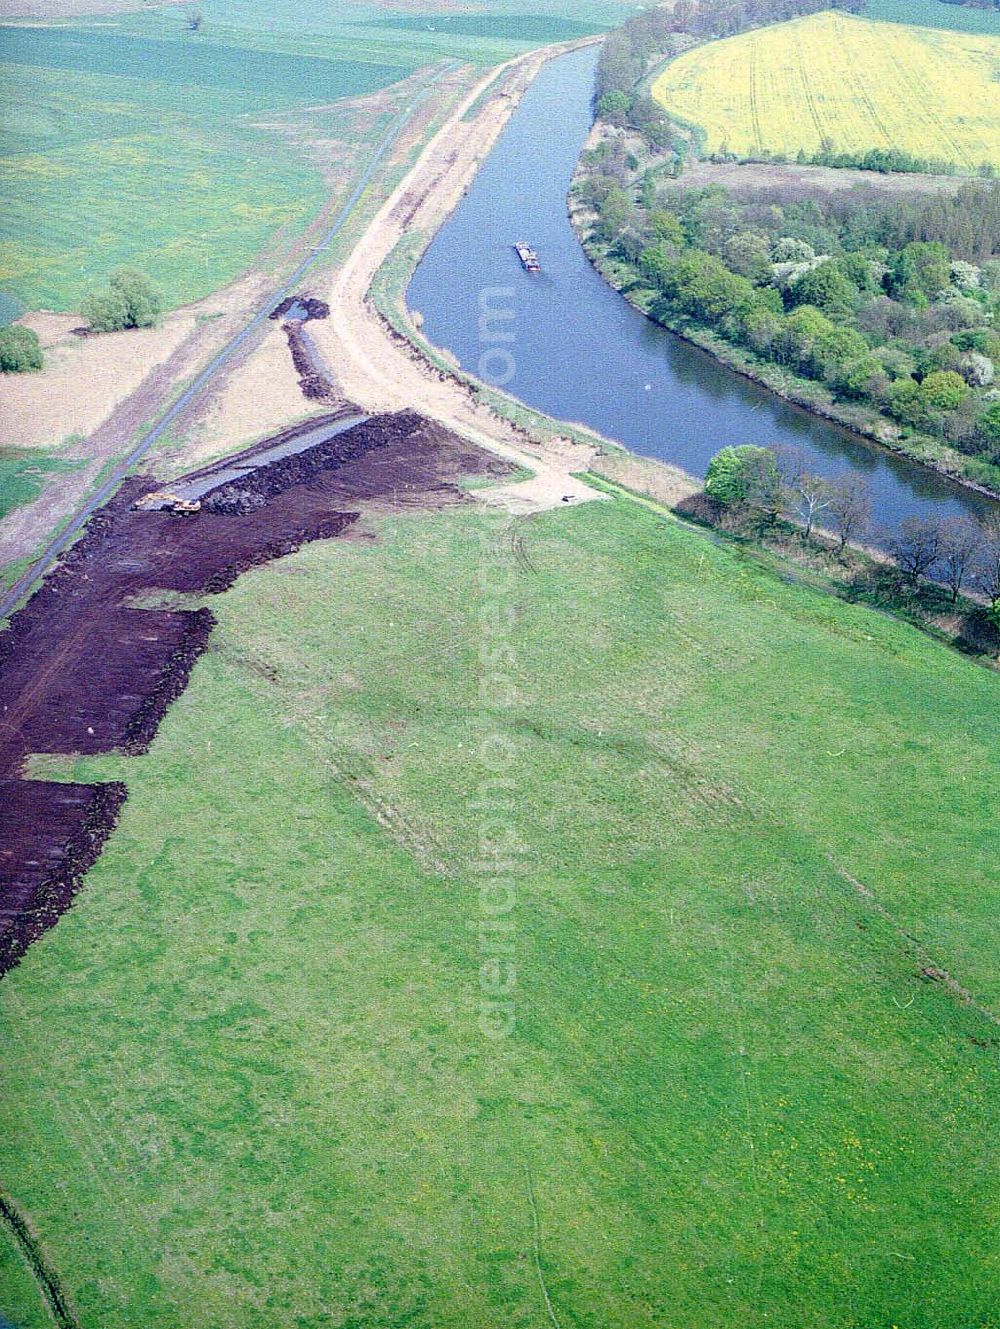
[[0, 411, 508, 977], [285, 322, 337, 402], [0, 779, 127, 976], [270, 295, 329, 322]]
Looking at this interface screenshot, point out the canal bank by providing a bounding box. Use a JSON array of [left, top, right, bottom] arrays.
[[407, 44, 999, 537]]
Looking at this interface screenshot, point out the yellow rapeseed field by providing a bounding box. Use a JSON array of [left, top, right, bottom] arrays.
[[651, 11, 1000, 171]]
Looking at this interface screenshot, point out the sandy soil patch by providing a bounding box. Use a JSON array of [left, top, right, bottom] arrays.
[[169, 321, 327, 473], [1, 314, 197, 452], [674, 158, 970, 196], [311, 39, 609, 516], [0, 269, 273, 570]]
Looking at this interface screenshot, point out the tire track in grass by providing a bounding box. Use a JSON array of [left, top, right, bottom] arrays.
[[830, 860, 1000, 1029], [748, 41, 764, 154], [0, 1192, 79, 1329], [3, 987, 160, 1317], [525, 1168, 561, 1329], [794, 43, 826, 151], [879, 30, 972, 170]]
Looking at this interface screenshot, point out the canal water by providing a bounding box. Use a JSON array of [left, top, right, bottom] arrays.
[[408, 45, 994, 534]]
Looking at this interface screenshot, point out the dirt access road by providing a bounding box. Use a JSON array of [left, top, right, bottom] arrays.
[[311, 40, 608, 516]]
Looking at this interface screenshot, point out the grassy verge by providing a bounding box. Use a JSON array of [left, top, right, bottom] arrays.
[[584, 466, 1000, 661], [0, 447, 82, 523], [0, 1223, 51, 1329], [0, 0, 629, 316], [1, 497, 998, 1327]]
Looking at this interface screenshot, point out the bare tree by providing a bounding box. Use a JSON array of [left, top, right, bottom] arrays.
[[775, 447, 836, 542], [829, 474, 872, 554], [937, 517, 982, 603], [975, 513, 1000, 609], [887, 516, 943, 585], [794, 472, 835, 542]]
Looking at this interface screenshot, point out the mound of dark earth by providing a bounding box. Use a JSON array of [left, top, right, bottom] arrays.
[[0, 411, 507, 976]]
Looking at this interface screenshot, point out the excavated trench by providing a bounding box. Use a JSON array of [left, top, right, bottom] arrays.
[[270, 293, 339, 402], [0, 410, 508, 977]]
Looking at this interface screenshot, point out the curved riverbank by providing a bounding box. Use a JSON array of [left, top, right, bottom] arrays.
[[568, 180, 1000, 506], [406, 44, 999, 537], [307, 37, 616, 515]]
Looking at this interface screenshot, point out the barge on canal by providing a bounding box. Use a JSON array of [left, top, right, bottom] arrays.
[[514, 241, 541, 272]]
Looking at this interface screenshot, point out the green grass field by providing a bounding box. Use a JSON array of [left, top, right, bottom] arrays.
[[0, 24, 411, 313], [0, 1, 628, 316], [866, 0, 1000, 37], [0, 447, 81, 522], [2, 495, 998, 1328]]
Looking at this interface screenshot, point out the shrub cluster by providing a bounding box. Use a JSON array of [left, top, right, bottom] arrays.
[[82, 268, 162, 333], [0, 324, 43, 373]]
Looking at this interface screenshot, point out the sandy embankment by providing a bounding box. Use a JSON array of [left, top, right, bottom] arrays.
[[1, 312, 196, 452], [0, 272, 275, 568], [310, 41, 609, 515]]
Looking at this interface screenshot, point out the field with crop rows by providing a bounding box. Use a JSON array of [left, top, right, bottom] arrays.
[[652, 11, 1000, 172], [2, 495, 999, 1328]]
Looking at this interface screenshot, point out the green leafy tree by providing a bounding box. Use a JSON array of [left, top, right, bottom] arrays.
[[787, 260, 857, 316], [647, 209, 685, 246], [836, 356, 886, 400], [977, 402, 1000, 448], [0, 324, 43, 372], [596, 90, 630, 122], [81, 287, 130, 333], [920, 369, 968, 410], [705, 445, 781, 513], [888, 242, 951, 302], [597, 188, 633, 244], [110, 267, 162, 328], [772, 237, 814, 264], [779, 305, 836, 376], [884, 378, 928, 429], [724, 230, 772, 281], [82, 267, 162, 333], [813, 323, 870, 383], [648, 250, 758, 328], [953, 328, 1000, 359], [837, 251, 879, 295], [739, 304, 785, 355]]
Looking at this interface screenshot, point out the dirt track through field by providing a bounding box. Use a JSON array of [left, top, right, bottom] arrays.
[[310, 38, 608, 515], [0, 412, 507, 976]]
